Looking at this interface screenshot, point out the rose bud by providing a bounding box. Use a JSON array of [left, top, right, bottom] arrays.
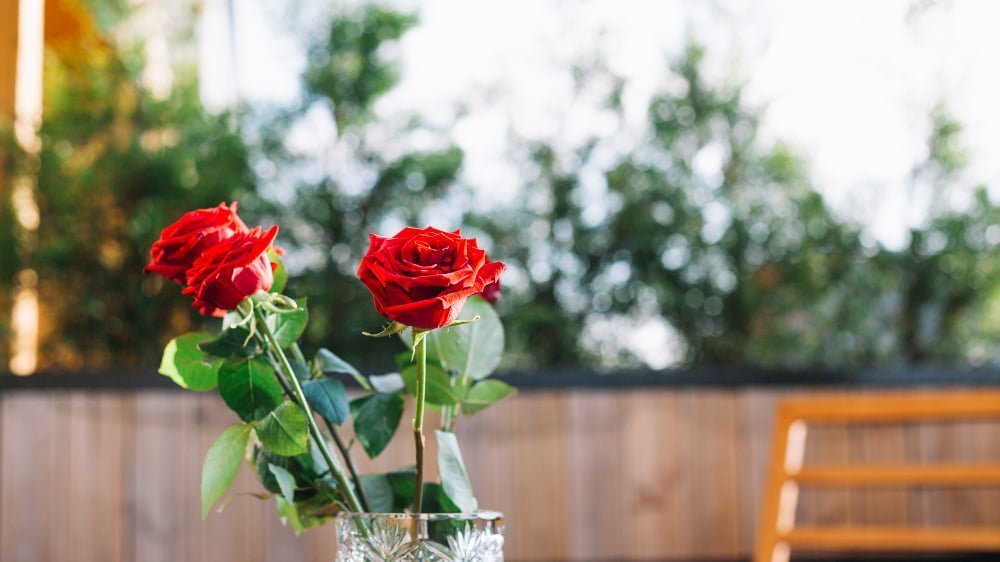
[[182, 226, 279, 316], [144, 202, 249, 283], [357, 226, 505, 330]]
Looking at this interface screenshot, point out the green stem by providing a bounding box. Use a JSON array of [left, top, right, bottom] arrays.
[[254, 308, 364, 514], [412, 330, 428, 514], [289, 342, 371, 512], [284, 342, 370, 511], [322, 417, 370, 512]]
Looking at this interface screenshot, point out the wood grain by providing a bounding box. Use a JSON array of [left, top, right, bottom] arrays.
[[0, 388, 998, 561]]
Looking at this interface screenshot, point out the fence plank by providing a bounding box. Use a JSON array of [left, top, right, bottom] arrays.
[[685, 391, 742, 557], [508, 392, 569, 560], [565, 392, 623, 558], [619, 390, 684, 559], [66, 394, 132, 562], [1, 387, 999, 561], [1, 393, 70, 562]]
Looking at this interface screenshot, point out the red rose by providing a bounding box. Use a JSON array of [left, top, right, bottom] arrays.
[[478, 258, 502, 305], [182, 226, 279, 316], [357, 226, 505, 330], [145, 202, 249, 283]]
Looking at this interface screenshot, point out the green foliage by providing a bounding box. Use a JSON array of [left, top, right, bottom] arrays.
[[266, 301, 308, 348], [304, 6, 418, 130], [11, 20, 255, 370], [10, 1, 999, 377], [400, 362, 457, 406], [435, 297, 505, 380], [158, 332, 220, 390], [350, 392, 405, 458], [359, 474, 395, 513], [269, 250, 288, 294], [252, 5, 465, 369], [268, 463, 298, 505], [217, 357, 284, 422], [199, 325, 263, 358], [462, 380, 516, 416], [257, 401, 310, 456], [302, 377, 351, 425], [436, 430, 477, 513], [314, 348, 370, 390], [201, 423, 252, 518]]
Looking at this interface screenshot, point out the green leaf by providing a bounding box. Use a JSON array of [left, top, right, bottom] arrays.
[[350, 392, 404, 459], [314, 348, 370, 390], [385, 466, 417, 511], [419, 482, 461, 514], [276, 496, 305, 534], [159, 332, 221, 391], [436, 430, 478, 513], [314, 348, 361, 377], [254, 447, 314, 494], [360, 474, 394, 513], [302, 377, 350, 425], [266, 298, 308, 348], [198, 325, 262, 358], [462, 379, 517, 416], [268, 463, 297, 505], [269, 250, 287, 294], [217, 357, 284, 422], [400, 363, 457, 406], [436, 296, 504, 380], [258, 401, 310, 456], [201, 423, 252, 518], [368, 373, 405, 393]]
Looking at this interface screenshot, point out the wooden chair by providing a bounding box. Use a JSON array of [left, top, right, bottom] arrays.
[[754, 391, 1000, 562]]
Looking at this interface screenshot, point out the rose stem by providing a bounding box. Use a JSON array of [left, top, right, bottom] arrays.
[[412, 329, 428, 516], [289, 343, 370, 512], [322, 416, 370, 512], [254, 307, 364, 514]]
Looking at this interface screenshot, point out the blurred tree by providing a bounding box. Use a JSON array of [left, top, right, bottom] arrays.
[[887, 106, 1000, 363], [248, 5, 464, 368], [5, 2, 254, 369], [465, 47, 1000, 368], [5, 1, 998, 372]]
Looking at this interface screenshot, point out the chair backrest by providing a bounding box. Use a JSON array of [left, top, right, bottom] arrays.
[[754, 390, 1000, 562]]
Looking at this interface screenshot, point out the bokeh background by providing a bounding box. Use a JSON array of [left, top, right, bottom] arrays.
[[3, 0, 999, 374]]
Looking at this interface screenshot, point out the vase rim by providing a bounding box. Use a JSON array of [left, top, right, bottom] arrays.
[[336, 510, 503, 521]]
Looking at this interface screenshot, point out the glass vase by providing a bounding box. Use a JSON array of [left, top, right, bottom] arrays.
[[335, 511, 505, 561]]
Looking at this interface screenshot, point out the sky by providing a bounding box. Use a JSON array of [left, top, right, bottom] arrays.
[[194, 0, 1000, 367]]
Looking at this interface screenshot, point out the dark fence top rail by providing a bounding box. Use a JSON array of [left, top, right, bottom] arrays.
[[0, 366, 998, 392]]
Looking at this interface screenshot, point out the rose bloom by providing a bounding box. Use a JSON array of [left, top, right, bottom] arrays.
[[357, 226, 505, 330], [182, 226, 278, 316], [478, 259, 502, 305], [145, 202, 249, 283]]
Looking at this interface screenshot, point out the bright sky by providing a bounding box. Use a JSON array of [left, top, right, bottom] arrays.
[[205, 0, 1000, 252], [198, 0, 1000, 366]]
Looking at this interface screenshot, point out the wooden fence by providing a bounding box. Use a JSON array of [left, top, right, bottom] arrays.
[[1, 387, 999, 561]]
